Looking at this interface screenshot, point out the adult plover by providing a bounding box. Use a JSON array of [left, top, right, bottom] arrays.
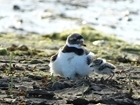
[[92, 58, 116, 80], [49, 33, 95, 79]]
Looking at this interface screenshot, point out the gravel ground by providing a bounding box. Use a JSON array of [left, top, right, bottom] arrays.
[[0, 47, 140, 105]]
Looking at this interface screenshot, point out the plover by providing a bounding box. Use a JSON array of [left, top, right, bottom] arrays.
[[92, 58, 116, 80], [49, 33, 95, 79]]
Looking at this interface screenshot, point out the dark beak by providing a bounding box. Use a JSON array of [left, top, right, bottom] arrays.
[[80, 42, 86, 47]]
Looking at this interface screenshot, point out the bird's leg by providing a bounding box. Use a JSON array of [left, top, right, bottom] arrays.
[[84, 75, 90, 79], [57, 75, 65, 79], [105, 72, 115, 81], [105, 76, 110, 81], [66, 77, 71, 80], [110, 72, 115, 80]]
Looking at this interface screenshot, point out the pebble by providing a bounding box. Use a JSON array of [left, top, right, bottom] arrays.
[[26, 89, 55, 99], [13, 5, 20, 11], [52, 81, 65, 90]]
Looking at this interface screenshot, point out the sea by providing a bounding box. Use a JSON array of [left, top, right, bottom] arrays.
[[0, 0, 140, 44]]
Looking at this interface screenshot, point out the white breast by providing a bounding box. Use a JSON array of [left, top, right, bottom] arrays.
[[49, 50, 93, 79]]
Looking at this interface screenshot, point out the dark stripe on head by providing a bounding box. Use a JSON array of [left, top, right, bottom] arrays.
[[62, 45, 84, 55], [67, 33, 84, 45], [93, 59, 103, 65]]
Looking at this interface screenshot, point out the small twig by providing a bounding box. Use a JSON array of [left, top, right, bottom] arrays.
[[51, 73, 55, 82], [82, 84, 85, 99], [91, 90, 94, 100], [8, 53, 14, 95]]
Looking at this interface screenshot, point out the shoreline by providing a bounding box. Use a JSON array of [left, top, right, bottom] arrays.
[[0, 0, 140, 44]]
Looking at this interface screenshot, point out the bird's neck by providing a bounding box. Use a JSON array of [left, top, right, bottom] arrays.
[[62, 45, 84, 55]]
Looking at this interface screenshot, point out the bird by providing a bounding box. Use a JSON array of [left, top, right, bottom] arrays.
[[92, 58, 116, 80], [49, 33, 95, 79]]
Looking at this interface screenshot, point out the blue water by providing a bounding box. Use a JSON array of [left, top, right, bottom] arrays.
[[0, 0, 140, 44]]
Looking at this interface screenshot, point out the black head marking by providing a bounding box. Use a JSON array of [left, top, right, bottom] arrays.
[[62, 45, 84, 55], [67, 33, 84, 45], [93, 59, 103, 65]]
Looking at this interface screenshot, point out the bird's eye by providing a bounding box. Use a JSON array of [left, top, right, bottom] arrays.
[[70, 37, 77, 41], [73, 38, 77, 41], [77, 39, 80, 41]]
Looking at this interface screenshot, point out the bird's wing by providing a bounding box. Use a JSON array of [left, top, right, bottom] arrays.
[[99, 63, 115, 71], [86, 52, 96, 68], [50, 52, 58, 62], [50, 47, 62, 62], [87, 56, 92, 65]]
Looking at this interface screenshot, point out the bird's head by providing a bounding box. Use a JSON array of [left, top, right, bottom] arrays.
[[93, 58, 104, 66], [66, 33, 86, 48]]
